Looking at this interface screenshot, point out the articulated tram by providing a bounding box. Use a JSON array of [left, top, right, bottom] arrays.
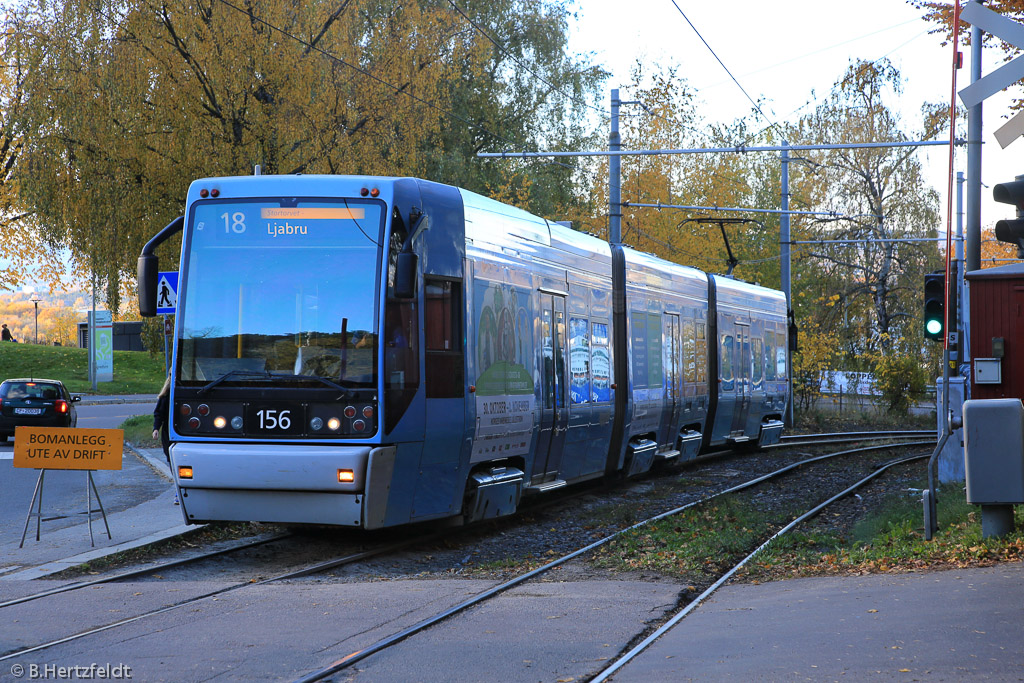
[[138, 174, 790, 528]]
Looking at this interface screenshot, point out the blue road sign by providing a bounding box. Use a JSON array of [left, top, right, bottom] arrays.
[[156, 271, 179, 315]]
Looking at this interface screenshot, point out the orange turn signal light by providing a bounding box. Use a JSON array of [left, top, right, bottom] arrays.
[[178, 466, 194, 479], [338, 469, 355, 483]]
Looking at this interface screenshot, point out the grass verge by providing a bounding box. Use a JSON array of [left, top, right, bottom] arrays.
[[742, 488, 1024, 581], [0, 342, 165, 394], [592, 495, 793, 581], [593, 485, 1024, 582], [122, 414, 159, 448]]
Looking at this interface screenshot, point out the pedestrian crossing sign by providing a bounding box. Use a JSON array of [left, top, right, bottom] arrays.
[[156, 271, 178, 315]]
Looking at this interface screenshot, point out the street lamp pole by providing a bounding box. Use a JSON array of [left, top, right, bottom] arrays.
[[30, 296, 41, 345]]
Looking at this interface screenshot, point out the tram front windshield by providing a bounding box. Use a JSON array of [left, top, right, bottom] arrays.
[[177, 198, 385, 389]]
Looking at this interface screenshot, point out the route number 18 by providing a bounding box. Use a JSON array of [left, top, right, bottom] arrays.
[[221, 212, 247, 234]]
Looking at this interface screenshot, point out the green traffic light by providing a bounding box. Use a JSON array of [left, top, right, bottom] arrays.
[[926, 318, 943, 335]]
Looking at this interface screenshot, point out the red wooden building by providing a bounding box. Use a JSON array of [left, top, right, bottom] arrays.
[[967, 263, 1024, 399]]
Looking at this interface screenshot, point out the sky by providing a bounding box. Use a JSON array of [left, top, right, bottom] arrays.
[[568, 0, 1022, 235]]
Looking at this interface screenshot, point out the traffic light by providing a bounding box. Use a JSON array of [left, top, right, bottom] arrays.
[[924, 271, 945, 342], [994, 177, 1024, 257]]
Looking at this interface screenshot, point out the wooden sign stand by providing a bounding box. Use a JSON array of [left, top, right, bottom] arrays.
[[19, 469, 111, 548]]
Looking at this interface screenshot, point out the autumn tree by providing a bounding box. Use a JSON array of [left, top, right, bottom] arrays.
[[9, 0, 604, 313], [785, 59, 944, 359], [0, 15, 69, 292], [583, 63, 775, 283]]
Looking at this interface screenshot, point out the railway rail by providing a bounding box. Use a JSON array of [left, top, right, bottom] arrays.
[[0, 431, 935, 668], [3, 428, 932, 613], [291, 439, 933, 682], [591, 451, 930, 681], [0, 534, 446, 661]]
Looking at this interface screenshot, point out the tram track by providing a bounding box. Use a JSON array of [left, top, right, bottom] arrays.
[[0, 533, 447, 662], [290, 439, 934, 682], [591, 452, 930, 682], [0, 432, 934, 667], [3, 430, 930, 609], [0, 532, 293, 610]]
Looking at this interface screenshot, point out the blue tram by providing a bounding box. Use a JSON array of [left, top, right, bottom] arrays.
[[137, 175, 789, 528]]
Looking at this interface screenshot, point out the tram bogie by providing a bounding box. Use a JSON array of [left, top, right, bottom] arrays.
[[138, 174, 790, 529]]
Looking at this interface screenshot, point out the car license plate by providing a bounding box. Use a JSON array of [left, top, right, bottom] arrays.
[[14, 407, 43, 415]]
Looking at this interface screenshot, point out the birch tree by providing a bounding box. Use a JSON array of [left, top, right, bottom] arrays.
[[786, 59, 944, 356]]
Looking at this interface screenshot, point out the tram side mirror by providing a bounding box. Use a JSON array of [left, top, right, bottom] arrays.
[[138, 254, 159, 317], [394, 251, 418, 299]]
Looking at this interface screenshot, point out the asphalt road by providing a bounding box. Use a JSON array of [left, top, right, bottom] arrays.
[[0, 401, 164, 549]]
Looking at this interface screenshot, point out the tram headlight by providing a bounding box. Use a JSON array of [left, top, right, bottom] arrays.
[[231, 416, 243, 430], [337, 469, 355, 483], [327, 417, 341, 431], [213, 416, 227, 429], [310, 417, 324, 431]]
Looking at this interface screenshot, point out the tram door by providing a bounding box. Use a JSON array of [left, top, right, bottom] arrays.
[[660, 314, 681, 447], [532, 293, 567, 484], [731, 322, 752, 434]]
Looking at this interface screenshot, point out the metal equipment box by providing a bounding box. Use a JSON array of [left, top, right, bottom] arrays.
[[966, 264, 1024, 400], [962, 398, 1024, 504]]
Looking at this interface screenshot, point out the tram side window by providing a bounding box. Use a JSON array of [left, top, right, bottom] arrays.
[[591, 321, 611, 402], [425, 279, 464, 399], [569, 318, 590, 404], [696, 322, 707, 384], [720, 334, 735, 383], [630, 311, 648, 389], [765, 332, 776, 381], [647, 312, 663, 389], [542, 309, 555, 409], [683, 320, 696, 383], [385, 299, 420, 432], [752, 338, 763, 385], [775, 332, 787, 379]]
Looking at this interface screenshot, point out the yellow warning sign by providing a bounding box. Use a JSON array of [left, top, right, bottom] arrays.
[[13, 427, 124, 470]]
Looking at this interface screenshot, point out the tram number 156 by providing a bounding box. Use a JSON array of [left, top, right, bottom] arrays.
[[245, 403, 304, 435], [257, 409, 291, 430]]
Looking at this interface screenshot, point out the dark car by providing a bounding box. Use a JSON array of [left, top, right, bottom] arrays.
[[0, 378, 81, 441]]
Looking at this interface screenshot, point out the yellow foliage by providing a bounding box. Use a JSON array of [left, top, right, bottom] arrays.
[[792, 322, 841, 409], [11, 0, 491, 311]]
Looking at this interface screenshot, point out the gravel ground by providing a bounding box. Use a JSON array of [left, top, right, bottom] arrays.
[[63, 435, 935, 589], [290, 439, 933, 586]]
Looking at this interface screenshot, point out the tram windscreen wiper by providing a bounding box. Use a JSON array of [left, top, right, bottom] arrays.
[[197, 369, 348, 396], [197, 370, 273, 395]]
